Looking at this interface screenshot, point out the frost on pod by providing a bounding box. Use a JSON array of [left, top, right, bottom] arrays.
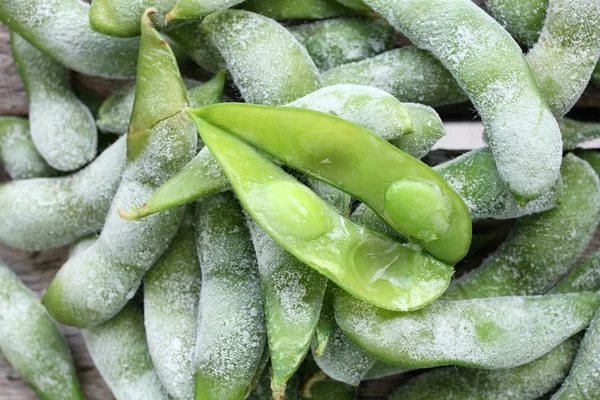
[[90, 0, 177, 37], [11, 33, 97, 171]]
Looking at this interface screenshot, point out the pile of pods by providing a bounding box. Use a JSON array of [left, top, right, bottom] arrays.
[[2, 0, 600, 399]]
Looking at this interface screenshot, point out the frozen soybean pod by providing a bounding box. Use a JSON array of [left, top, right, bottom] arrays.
[[364, 0, 562, 202], [200, 10, 322, 106], [190, 113, 454, 312], [12, 33, 97, 172], [0, 117, 56, 179], [144, 209, 201, 400], [0, 135, 126, 251], [195, 192, 267, 400], [313, 285, 337, 358], [485, 0, 548, 46], [321, 48, 468, 107], [42, 10, 197, 328], [83, 297, 170, 400], [191, 103, 472, 265], [0, 0, 139, 78], [168, 0, 246, 20], [90, 0, 177, 37], [165, 22, 225, 73], [525, 0, 600, 117], [0, 261, 82, 400], [288, 18, 394, 71], [561, 119, 600, 151], [241, 0, 355, 19]]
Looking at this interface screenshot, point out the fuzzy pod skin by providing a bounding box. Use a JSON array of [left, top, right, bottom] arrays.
[[561, 119, 600, 151], [201, 10, 322, 106], [0, 117, 56, 179], [165, 22, 226, 73], [0, 136, 126, 251], [322, 47, 468, 107], [144, 209, 201, 400], [313, 285, 338, 358], [168, 0, 246, 20], [0, 261, 83, 400], [11, 33, 97, 172], [90, 0, 177, 37], [195, 193, 267, 400], [41, 10, 197, 328], [289, 18, 394, 71], [0, 0, 139, 78], [83, 297, 170, 400], [241, 0, 355, 19], [365, 0, 562, 203], [485, 0, 548, 46]]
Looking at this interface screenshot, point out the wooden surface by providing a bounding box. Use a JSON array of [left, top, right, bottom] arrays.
[[2, 5, 600, 399]]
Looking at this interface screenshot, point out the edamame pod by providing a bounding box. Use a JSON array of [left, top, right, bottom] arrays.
[[0, 117, 56, 179], [168, 0, 246, 20], [391, 103, 446, 159], [241, 0, 354, 19], [195, 193, 267, 400], [335, 291, 600, 369], [485, 0, 548, 46], [0, 0, 139, 78], [42, 10, 197, 327], [561, 119, 600, 151], [0, 261, 82, 400], [322, 48, 468, 106], [90, 0, 176, 37], [190, 113, 453, 311], [12, 33, 97, 171], [313, 286, 337, 358], [200, 10, 322, 106], [0, 135, 126, 251], [192, 103, 471, 265], [364, 0, 562, 202], [288, 18, 394, 71], [144, 209, 201, 400], [83, 297, 170, 400], [165, 22, 225, 73]]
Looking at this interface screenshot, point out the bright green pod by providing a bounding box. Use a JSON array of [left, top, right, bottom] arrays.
[[42, 10, 197, 327], [525, 0, 600, 117], [241, 0, 355, 19], [200, 10, 322, 106], [485, 0, 548, 46], [365, 0, 562, 203], [190, 113, 453, 312], [144, 209, 201, 400], [195, 192, 267, 400], [97, 73, 226, 135], [391, 103, 446, 159], [0, 117, 56, 179], [289, 18, 394, 71], [0, 136, 126, 251], [168, 0, 245, 20], [0, 261, 83, 400], [90, 0, 176, 37], [335, 291, 600, 369], [191, 103, 471, 265], [83, 297, 170, 400], [11, 33, 97, 172], [322, 47, 468, 107], [165, 21, 225, 73], [0, 0, 139, 78]]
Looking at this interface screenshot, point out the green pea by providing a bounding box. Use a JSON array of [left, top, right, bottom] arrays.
[[168, 0, 246, 20], [241, 0, 355, 19], [485, 0, 548, 46], [365, 0, 562, 203], [0, 0, 139, 78], [165, 21, 226, 73], [191, 103, 471, 265], [322, 47, 468, 107], [200, 10, 322, 106], [89, 0, 176, 37], [190, 114, 453, 311], [144, 209, 201, 400], [83, 297, 170, 400], [195, 193, 267, 400], [42, 10, 197, 327], [0, 117, 56, 179], [0, 136, 126, 251], [289, 18, 394, 71], [12, 33, 97, 172], [0, 261, 83, 400]]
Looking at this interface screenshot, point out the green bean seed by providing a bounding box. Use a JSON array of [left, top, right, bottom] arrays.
[[0, 117, 56, 179], [195, 192, 267, 400], [144, 209, 201, 400], [0, 0, 139, 78], [90, 0, 176, 37], [0, 136, 126, 251], [12, 33, 97, 171], [191, 103, 471, 264], [241, 0, 355, 19], [190, 113, 453, 311], [42, 10, 197, 327], [288, 18, 394, 71], [168, 0, 246, 20], [0, 261, 82, 400]]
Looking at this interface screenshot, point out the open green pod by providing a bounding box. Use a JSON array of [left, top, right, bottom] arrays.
[[190, 103, 471, 265], [188, 111, 453, 312]]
